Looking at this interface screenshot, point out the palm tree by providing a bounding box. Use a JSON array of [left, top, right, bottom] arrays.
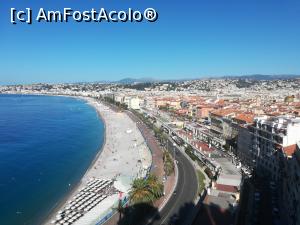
[[163, 150, 169, 162], [165, 161, 175, 176], [161, 133, 169, 146], [129, 178, 155, 204], [153, 126, 161, 138], [129, 175, 164, 204], [163, 151, 175, 176], [146, 174, 164, 198]]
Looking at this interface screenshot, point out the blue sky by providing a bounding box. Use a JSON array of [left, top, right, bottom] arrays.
[[1, 0, 300, 84]]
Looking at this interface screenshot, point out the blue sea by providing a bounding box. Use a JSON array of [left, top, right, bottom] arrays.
[[0, 94, 104, 225]]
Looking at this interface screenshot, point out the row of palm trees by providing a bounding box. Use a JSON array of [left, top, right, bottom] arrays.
[[153, 126, 168, 143], [163, 150, 175, 176], [154, 127, 175, 176]]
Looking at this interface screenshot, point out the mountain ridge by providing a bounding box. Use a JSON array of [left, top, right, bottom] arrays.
[[113, 74, 300, 84]]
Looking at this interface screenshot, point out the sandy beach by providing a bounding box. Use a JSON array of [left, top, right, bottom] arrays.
[[84, 97, 152, 180], [45, 97, 152, 225]]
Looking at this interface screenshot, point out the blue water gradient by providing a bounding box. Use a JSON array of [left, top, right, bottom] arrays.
[[0, 95, 104, 225]]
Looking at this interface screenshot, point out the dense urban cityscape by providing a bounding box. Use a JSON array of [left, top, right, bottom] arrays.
[[1, 76, 300, 225]]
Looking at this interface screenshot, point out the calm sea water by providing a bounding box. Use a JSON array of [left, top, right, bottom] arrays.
[[0, 94, 104, 225]]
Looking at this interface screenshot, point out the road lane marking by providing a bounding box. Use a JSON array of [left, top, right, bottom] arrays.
[[160, 158, 186, 224]]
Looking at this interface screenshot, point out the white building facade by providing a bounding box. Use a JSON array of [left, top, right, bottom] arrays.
[[237, 116, 300, 181]]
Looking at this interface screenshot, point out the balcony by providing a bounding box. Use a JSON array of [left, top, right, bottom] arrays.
[[274, 128, 287, 136], [210, 125, 223, 134]]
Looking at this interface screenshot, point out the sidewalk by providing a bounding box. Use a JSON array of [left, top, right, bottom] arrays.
[[103, 110, 177, 225], [127, 111, 177, 209]]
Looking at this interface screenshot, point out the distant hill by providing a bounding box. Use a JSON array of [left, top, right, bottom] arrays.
[[105, 74, 300, 85], [115, 77, 159, 84], [219, 74, 300, 80]]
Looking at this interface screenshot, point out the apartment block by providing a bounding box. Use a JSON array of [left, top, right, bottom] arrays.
[[237, 115, 300, 180], [281, 143, 300, 225]]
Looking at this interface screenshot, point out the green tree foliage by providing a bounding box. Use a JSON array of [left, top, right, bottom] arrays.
[[161, 132, 168, 144], [185, 145, 198, 161], [129, 174, 163, 204], [146, 174, 164, 198], [153, 126, 162, 139], [197, 170, 206, 194], [163, 151, 174, 176]]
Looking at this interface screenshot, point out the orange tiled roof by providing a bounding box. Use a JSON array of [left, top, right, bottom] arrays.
[[215, 184, 238, 193], [211, 108, 237, 117], [192, 141, 214, 152], [283, 144, 297, 157], [176, 109, 189, 115], [289, 102, 300, 107], [197, 104, 215, 109], [266, 112, 282, 116], [177, 130, 193, 139], [235, 113, 255, 124]]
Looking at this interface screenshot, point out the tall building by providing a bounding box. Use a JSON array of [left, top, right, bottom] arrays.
[[127, 97, 140, 110], [281, 142, 300, 225], [237, 115, 300, 181], [209, 109, 237, 147]]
